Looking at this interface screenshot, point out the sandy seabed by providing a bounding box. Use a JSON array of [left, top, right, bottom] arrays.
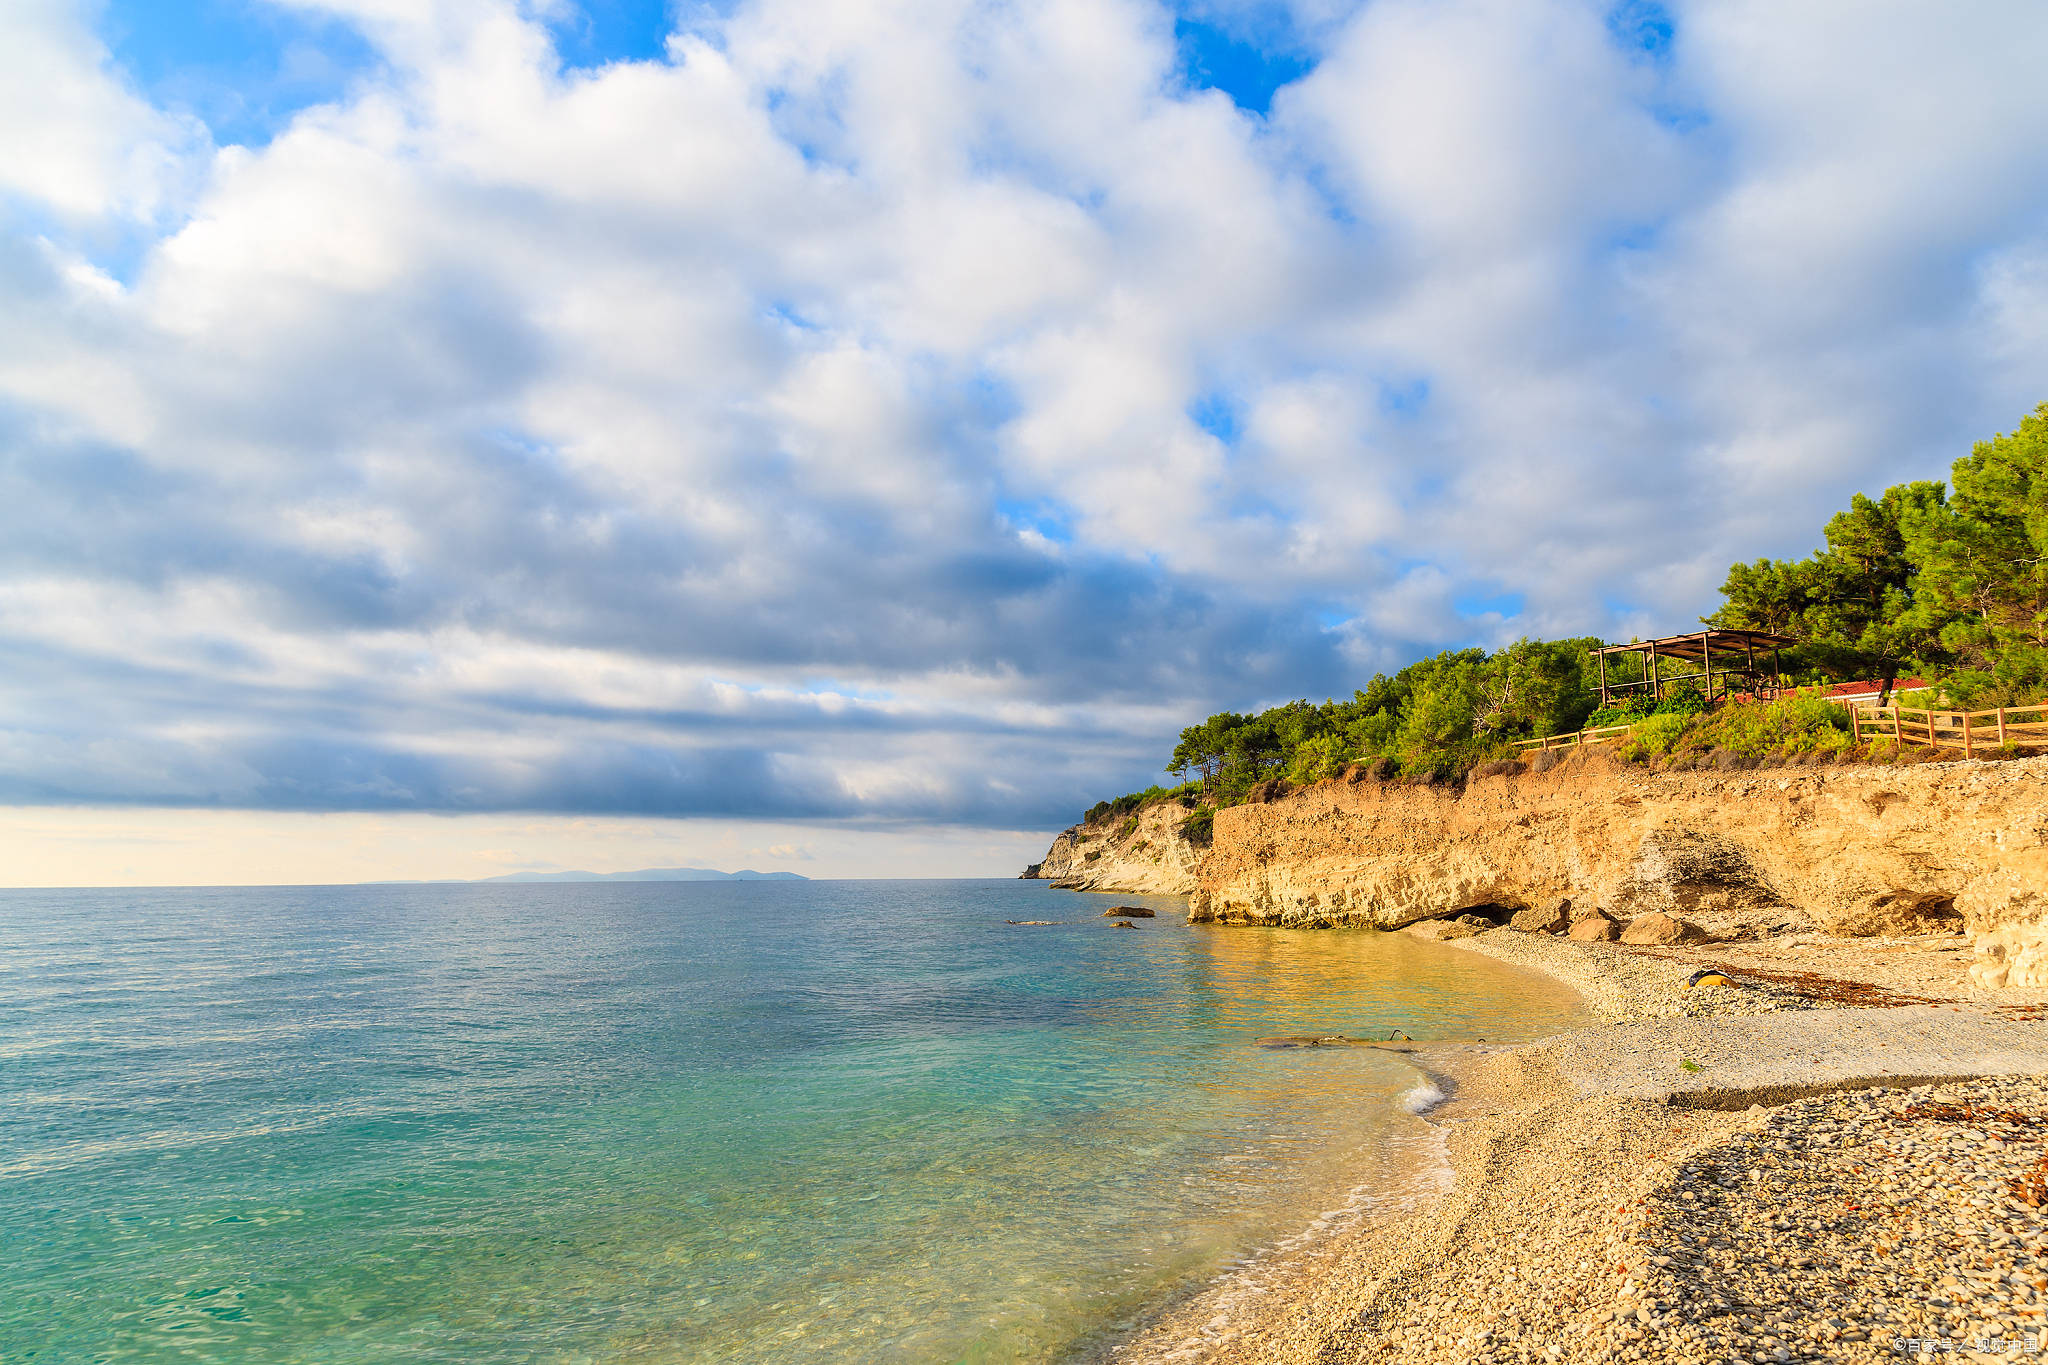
[[1110, 929, 2048, 1365]]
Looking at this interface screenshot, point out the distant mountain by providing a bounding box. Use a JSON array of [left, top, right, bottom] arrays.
[[478, 867, 808, 883]]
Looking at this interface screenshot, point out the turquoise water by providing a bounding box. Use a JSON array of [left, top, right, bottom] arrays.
[[0, 880, 1586, 1363]]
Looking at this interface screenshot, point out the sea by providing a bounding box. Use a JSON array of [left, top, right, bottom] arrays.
[[0, 879, 1587, 1363]]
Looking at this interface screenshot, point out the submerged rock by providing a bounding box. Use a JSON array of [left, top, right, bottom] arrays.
[[1109, 919, 1138, 928]]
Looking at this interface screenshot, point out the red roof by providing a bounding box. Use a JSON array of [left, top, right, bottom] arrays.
[[1823, 678, 1927, 699]]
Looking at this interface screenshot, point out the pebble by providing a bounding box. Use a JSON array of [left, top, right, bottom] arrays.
[[1330, 1078, 2048, 1365]]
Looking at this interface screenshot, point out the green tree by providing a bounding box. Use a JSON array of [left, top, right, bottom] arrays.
[[1475, 637, 1601, 739], [1807, 482, 1950, 696], [1706, 557, 1818, 636], [1708, 482, 1949, 700], [1905, 403, 2048, 701]]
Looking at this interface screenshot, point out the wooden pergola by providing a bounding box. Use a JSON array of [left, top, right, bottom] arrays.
[[1595, 629, 1797, 707]]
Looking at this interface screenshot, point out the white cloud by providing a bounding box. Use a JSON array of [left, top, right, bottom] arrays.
[[0, 0, 203, 218], [0, 0, 2045, 843]]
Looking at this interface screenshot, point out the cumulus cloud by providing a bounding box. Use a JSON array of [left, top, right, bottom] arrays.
[[0, 0, 2043, 827]]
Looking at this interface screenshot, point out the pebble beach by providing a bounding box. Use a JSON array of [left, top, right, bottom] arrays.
[[1114, 928, 2048, 1365]]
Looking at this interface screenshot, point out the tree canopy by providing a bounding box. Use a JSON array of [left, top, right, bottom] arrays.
[[1158, 637, 1603, 801], [1081, 402, 2048, 824], [1709, 401, 2048, 704]]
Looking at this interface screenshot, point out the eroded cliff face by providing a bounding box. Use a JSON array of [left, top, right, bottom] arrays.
[[1023, 800, 1204, 894], [1186, 750, 2048, 988]]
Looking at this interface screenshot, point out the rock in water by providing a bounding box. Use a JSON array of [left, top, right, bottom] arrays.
[[1619, 911, 1710, 945], [1568, 913, 1620, 942], [1109, 919, 1138, 929], [1510, 900, 1570, 933], [1256, 1034, 1360, 1048], [1103, 905, 1157, 918]]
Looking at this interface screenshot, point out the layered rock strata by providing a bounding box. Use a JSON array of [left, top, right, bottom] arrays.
[[1180, 750, 2048, 988], [1022, 799, 1204, 894]]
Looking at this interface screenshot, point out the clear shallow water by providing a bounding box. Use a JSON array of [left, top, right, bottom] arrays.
[[0, 880, 1586, 1363]]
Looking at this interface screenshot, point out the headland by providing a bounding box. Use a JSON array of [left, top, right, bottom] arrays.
[[1031, 748, 2048, 1362]]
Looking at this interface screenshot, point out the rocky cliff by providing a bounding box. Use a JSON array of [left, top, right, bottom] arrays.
[[1022, 799, 1204, 894], [1184, 748, 2048, 987]]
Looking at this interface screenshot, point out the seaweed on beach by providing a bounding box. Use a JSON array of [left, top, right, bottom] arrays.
[[2010, 1152, 2048, 1209], [1628, 951, 1953, 1009]]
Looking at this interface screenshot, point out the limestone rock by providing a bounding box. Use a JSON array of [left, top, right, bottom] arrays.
[[1510, 900, 1570, 933], [1104, 905, 1157, 917], [1041, 752, 2048, 975], [1608, 829, 1778, 920], [1829, 890, 1961, 937], [1184, 756, 2048, 976], [1028, 801, 1203, 895], [1619, 912, 1709, 945], [1971, 920, 2048, 988], [1569, 913, 1619, 942], [1408, 918, 1483, 941]]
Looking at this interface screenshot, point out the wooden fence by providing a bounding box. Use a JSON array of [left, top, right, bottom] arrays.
[[1852, 702, 2048, 756], [1513, 723, 1633, 753]]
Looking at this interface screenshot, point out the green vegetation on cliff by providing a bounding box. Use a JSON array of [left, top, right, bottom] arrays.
[[1078, 403, 2048, 825], [1166, 637, 1602, 793]]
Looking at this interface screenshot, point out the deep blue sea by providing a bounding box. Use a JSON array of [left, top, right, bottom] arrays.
[[0, 880, 1587, 1362]]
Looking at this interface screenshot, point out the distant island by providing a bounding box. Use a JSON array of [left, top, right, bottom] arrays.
[[478, 867, 808, 883]]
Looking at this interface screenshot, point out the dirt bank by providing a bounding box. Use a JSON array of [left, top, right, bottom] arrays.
[[1191, 749, 2048, 988]]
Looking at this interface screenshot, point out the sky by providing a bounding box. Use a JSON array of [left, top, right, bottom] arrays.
[[2, 0, 2046, 885]]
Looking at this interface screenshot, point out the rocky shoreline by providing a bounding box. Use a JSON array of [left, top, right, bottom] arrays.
[[1108, 926, 2048, 1365], [1033, 750, 2048, 990]]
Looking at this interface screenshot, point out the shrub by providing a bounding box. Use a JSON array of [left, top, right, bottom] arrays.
[[1179, 807, 1215, 847], [1116, 815, 1139, 840], [1651, 683, 1709, 717], [1618, 711, 1692, 762], [1684, 689, 1854, 758], [1285, 733, 1354, 784], [1585, 698, 1650, 728], [1084, 784, 1188, 826]]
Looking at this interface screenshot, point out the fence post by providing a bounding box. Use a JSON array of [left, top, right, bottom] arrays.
[[1963, 710, 1974, 758], [1852, 708, 1862, 744], [1999, 707, 2009, 745]]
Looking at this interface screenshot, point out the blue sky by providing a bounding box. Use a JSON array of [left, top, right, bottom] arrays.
[[1, 0, 2046, 881]]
